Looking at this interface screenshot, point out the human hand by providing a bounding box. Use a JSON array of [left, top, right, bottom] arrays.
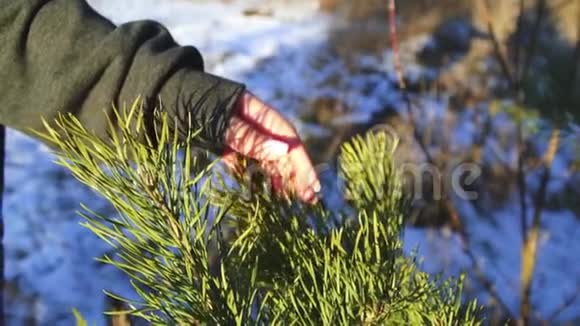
[[223, 91, 321, 204]]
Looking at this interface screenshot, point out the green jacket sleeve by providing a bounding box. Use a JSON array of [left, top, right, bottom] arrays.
[[0, 0, 245, 153]]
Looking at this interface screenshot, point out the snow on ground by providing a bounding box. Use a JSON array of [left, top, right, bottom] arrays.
[[5, 0, 579, 324]]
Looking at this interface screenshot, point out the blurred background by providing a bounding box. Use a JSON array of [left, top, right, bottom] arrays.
[[4, 0, 579, 324]]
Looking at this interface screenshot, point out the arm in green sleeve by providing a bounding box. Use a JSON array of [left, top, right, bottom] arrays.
[[0, 0, 244, 152]]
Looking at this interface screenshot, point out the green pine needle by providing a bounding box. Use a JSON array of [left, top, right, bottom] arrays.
[[40, 100, 482, 325]]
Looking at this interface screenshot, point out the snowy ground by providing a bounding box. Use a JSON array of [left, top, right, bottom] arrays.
[[5, 0, 579, 324]]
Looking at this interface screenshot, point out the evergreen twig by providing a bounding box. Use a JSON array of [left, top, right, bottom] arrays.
[[36, 100, 482, 325]]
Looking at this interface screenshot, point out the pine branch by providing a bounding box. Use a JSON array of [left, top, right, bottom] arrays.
[[37, 100, 483, 325]]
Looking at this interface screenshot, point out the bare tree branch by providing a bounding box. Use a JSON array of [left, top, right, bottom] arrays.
[[475, 0, 516, 88], [514, 0, 527, 90], [565, 3, 580, 101], [517, 125, 529, 243], [521, 0, 547, 95], [519, 129, 561, 325]]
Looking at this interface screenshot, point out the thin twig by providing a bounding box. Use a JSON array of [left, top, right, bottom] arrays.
[[519, 129, 560, 324], [476, 0, 516, 88], [547, 287, 580, 322], [388, 0, 406, 92], [514, 0, 527, 91], [520, 0, 547, 97], [565, 4, 580, 101], [461, 241, 515, 317], [517, 124, 528, 243], [387, 0, 434, 163]]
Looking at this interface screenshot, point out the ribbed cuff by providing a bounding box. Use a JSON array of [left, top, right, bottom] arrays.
[[157, 69, 246, 154]]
